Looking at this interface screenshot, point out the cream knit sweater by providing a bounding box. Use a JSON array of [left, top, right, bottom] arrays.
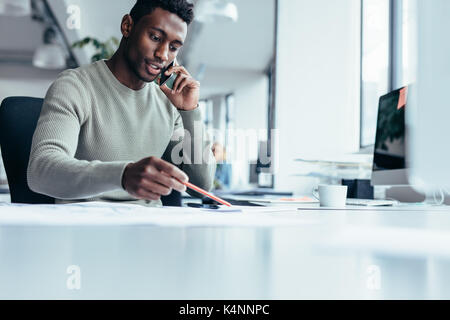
[[27, 60, 215, 205]]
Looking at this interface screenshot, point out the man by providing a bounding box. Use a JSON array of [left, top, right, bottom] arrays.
[[212, 142, 231, 190], [27, 0, 216, 206]]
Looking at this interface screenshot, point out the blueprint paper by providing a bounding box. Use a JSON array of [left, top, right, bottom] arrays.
[[0, 202, 317, 227]]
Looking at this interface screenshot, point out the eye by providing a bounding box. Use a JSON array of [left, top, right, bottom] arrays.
[[170, 45, 179, 52], [150, 34, 161, 42]]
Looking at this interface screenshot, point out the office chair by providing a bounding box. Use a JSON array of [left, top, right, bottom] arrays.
[[0, 96, 181, 206], [0, 97, 55, 204]]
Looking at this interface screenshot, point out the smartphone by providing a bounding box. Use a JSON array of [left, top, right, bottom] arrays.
[[186, 203, 220, 210], [155, 59, 177, 90]]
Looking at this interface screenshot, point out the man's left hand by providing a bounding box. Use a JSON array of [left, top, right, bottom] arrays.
[[159, 63, 200, 111]]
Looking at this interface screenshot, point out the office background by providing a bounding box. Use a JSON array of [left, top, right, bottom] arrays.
[[0, 0, 414, 198]]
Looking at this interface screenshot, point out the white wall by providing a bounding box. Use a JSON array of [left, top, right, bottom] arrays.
[[274, 0, 361, 193], [0, 65, 59, 102], [48, 0, 136, 65], [185, 0, 275, 73], [230, 73, 269, 189], [234, 75, 269, 135], [204, 71, 269, 189], [0, 64, 60, 184]]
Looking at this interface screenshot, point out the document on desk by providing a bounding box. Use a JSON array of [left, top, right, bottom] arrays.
[[0, 202, 317, 227]]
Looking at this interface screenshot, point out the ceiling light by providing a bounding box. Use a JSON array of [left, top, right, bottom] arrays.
[[0, 0, 31, 16], [196, 0, 238, 24], [33, 44, 66, 69], [33, 27, 67, 69]]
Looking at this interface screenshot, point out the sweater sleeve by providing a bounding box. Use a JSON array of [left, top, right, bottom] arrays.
[[27, 70, 130, 200], [162, 107, 216, 195]]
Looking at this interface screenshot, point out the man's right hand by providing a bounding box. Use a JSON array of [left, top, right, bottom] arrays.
[[121, 156, 188, 201]]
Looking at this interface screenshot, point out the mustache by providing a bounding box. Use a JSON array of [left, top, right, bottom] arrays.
[[144, 58, 164, 69]]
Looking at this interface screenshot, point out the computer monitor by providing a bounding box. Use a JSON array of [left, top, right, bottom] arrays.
[[371, 87, 409, 186], [407, 0, 450, 193]]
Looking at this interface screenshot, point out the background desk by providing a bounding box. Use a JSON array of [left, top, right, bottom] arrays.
[[1, 205, 450, 299]]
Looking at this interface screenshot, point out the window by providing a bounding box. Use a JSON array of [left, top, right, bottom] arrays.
[[396, 0, 417, 88], [360, 0, 416, 148], [198, 99, 214, 130], [360, 0, 390, 147]]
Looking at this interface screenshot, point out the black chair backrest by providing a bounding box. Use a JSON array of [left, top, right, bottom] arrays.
[[0, 96, 181, 206], [0, 97, 55, 204]]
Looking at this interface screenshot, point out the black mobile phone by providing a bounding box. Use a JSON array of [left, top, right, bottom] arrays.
[[157, 60, 176, 89], [186, 203, 220, 210]]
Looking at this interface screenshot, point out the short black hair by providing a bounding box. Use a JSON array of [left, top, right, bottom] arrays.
[[130, 0, 194, 26]]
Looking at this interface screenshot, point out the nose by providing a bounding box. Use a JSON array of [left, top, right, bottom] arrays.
[[154, 43, 169, 63]]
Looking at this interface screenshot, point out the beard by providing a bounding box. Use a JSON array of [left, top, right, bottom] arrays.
[[124, 49, 156, 83]]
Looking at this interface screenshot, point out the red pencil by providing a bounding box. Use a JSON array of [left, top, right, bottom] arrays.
[[183, 181, 233, 207]]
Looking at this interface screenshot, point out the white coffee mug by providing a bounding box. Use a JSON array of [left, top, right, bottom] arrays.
[[314, 185, 348, 207]]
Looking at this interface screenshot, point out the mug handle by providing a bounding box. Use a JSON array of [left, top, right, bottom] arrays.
[[312, 187, 319, 201]]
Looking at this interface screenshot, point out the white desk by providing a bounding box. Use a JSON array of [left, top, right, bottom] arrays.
[[0, 193, 10, 203], [1, 204, 450, 299]]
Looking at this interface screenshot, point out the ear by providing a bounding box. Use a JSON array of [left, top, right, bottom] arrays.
[[121, 14, 134, 38]]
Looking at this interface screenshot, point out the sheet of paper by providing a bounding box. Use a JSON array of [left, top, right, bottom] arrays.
[[222, 195, 319, 206], [250, 196, 319, 206], [0, 202, 317, 227], [398, 86, 408, 110]]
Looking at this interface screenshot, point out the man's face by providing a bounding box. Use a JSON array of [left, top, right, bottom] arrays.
[[124, 8, 188, 83]]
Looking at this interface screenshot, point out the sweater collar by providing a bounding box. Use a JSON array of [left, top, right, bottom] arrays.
[[97, 60, 152, 97]]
